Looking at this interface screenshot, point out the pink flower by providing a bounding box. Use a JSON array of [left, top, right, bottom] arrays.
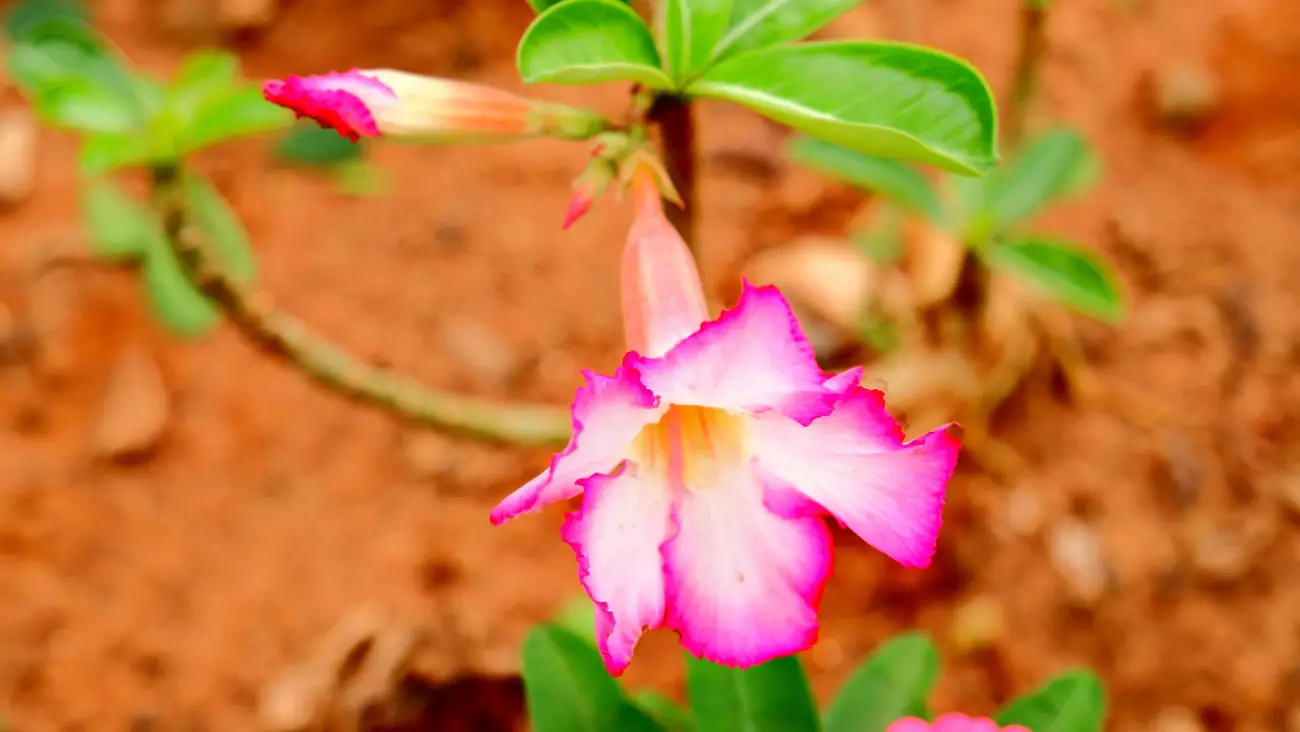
[[262, 69, 603, 143], [490, 168, 960, 675], [888, 714, 1031, 732]]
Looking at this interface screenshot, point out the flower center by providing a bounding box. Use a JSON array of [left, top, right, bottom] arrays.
[[633, 405, 747, 491]]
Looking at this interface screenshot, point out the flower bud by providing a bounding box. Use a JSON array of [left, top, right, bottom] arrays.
[[562, 157, 616, 229], [262, 69, 606, 143], [620, 165, 708, 357]]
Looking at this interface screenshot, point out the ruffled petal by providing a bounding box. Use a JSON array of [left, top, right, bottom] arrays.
[[561, 463, 673, 676], [662, 461, 832, 667], [932, 714, 1017, 732], [886, 719, 937, 732], [490, 365, 661, 525], [750, 387, 960, 569], [823, 366, 863, 394], [262, 70, 394, 141], [635, 283, 836, 425]]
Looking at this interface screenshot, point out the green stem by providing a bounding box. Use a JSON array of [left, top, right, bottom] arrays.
[[148, 164, 571, 447], [1005, 2, 1047, 147], [647, 94, 699, 253]]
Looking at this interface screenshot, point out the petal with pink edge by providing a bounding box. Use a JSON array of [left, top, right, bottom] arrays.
[[634, 283, 835, 425], [490, 366, 661, 525], [886, 719, 937, 732], [562, 463, 673, 676], [750, 387, 960, 569], [262, 70, 395, 141], [823, 366, 863, 394], [662, 461, 832, 667]]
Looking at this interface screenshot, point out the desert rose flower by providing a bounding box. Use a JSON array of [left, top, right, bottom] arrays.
[[490, 166, 960, 675], [262, 69, 606, 142], [888, 714, 1031, 732]]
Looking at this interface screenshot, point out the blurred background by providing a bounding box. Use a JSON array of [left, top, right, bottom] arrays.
[[1, 0, 1298, 730]]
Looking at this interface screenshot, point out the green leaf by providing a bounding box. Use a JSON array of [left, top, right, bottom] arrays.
[[6, 18, 144, 132], [517, 0, 673, 89], [986, 238, 1124, 322], [175, 86, 294, 154], [522, 625, 665, 732], [180, 173, 256, 283], [634, 691, 695, 732], [712, 0, 861, 61], [823, 633, 941, 732], [526, 0, 630, 12], [979, 128, 1097, 234], [141, 235, 220, 339], [789, 135, 945, 222], [688, 41, 999, 175], [275, 124, 363, 166], [996, 670, 1107, 732], [81, 179, 155, 261], [166, 49, 240, 129], [4, 0, 87, 42], [79, 131, 155, 175], [659, 0, 733, 82], [684, 654, 820, 732]]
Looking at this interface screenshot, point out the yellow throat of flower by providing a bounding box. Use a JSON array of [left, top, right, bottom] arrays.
[[633, 405, 748, 491]]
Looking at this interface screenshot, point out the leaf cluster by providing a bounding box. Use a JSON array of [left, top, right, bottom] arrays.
[[525, 604, 1108, 732]]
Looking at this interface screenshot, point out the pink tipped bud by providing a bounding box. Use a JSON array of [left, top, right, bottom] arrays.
[[262, 69, 600, 143], [562, 159, 616, 230], [562, 192, 593, 230], [620, 165, 708, 357]]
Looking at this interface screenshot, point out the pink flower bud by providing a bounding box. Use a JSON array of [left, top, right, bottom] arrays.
[[262, 69, 603, 142], [620, 166, 708, 357]]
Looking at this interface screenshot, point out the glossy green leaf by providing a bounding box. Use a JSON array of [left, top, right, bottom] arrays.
[[713, 0, 861, 60], [633, 691, 695, 732], [979, 128, 1098, 234], [685, 654, 820, 732], [81, 179, 155, 261], [823, 633, 940, 732], [789, 135, 945, 222], [659, 0, 733, 82], [141, 235, 220, 339], [517, 0, 672, 89], [987, 238, 1124, 322], [522, 625, 665, 732], [275, 124, 363, 166], [689, 41, 999, 175], [180, 173, 256, 283], [996, 670, 1107, 732], [79, 131, 155, 175], [174, 86, 294, 154]]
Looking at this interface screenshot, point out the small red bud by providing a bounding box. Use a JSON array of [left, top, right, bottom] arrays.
[[561, 192, 594, 230]]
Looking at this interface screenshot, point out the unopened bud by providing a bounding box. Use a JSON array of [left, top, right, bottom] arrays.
[[262, 69, 607, 143], [562, 158, 616, 230]]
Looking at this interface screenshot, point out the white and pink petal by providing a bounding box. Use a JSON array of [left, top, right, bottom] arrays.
[[562, 463, 674, 675], [750, 387, 960, 569], [634, 283, 836, 425], [662, 461, 832, 667], [490, 365, 661, 525]]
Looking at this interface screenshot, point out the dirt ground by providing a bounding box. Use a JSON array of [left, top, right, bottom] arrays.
[[1, 0, 1299, 730]]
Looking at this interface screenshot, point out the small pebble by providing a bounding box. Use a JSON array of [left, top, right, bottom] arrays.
[[949, 595, 1005, 655], [1049, 519, 1110, 606], [1152, 707, 1205, 732], [0, 108, 37, 206], [1152, 61, 1221, 126], [89, 345, 171, 461], [1188, 522, 1266, 584]]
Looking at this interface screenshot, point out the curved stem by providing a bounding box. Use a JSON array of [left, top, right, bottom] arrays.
[[148, 165, 571, 447]]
